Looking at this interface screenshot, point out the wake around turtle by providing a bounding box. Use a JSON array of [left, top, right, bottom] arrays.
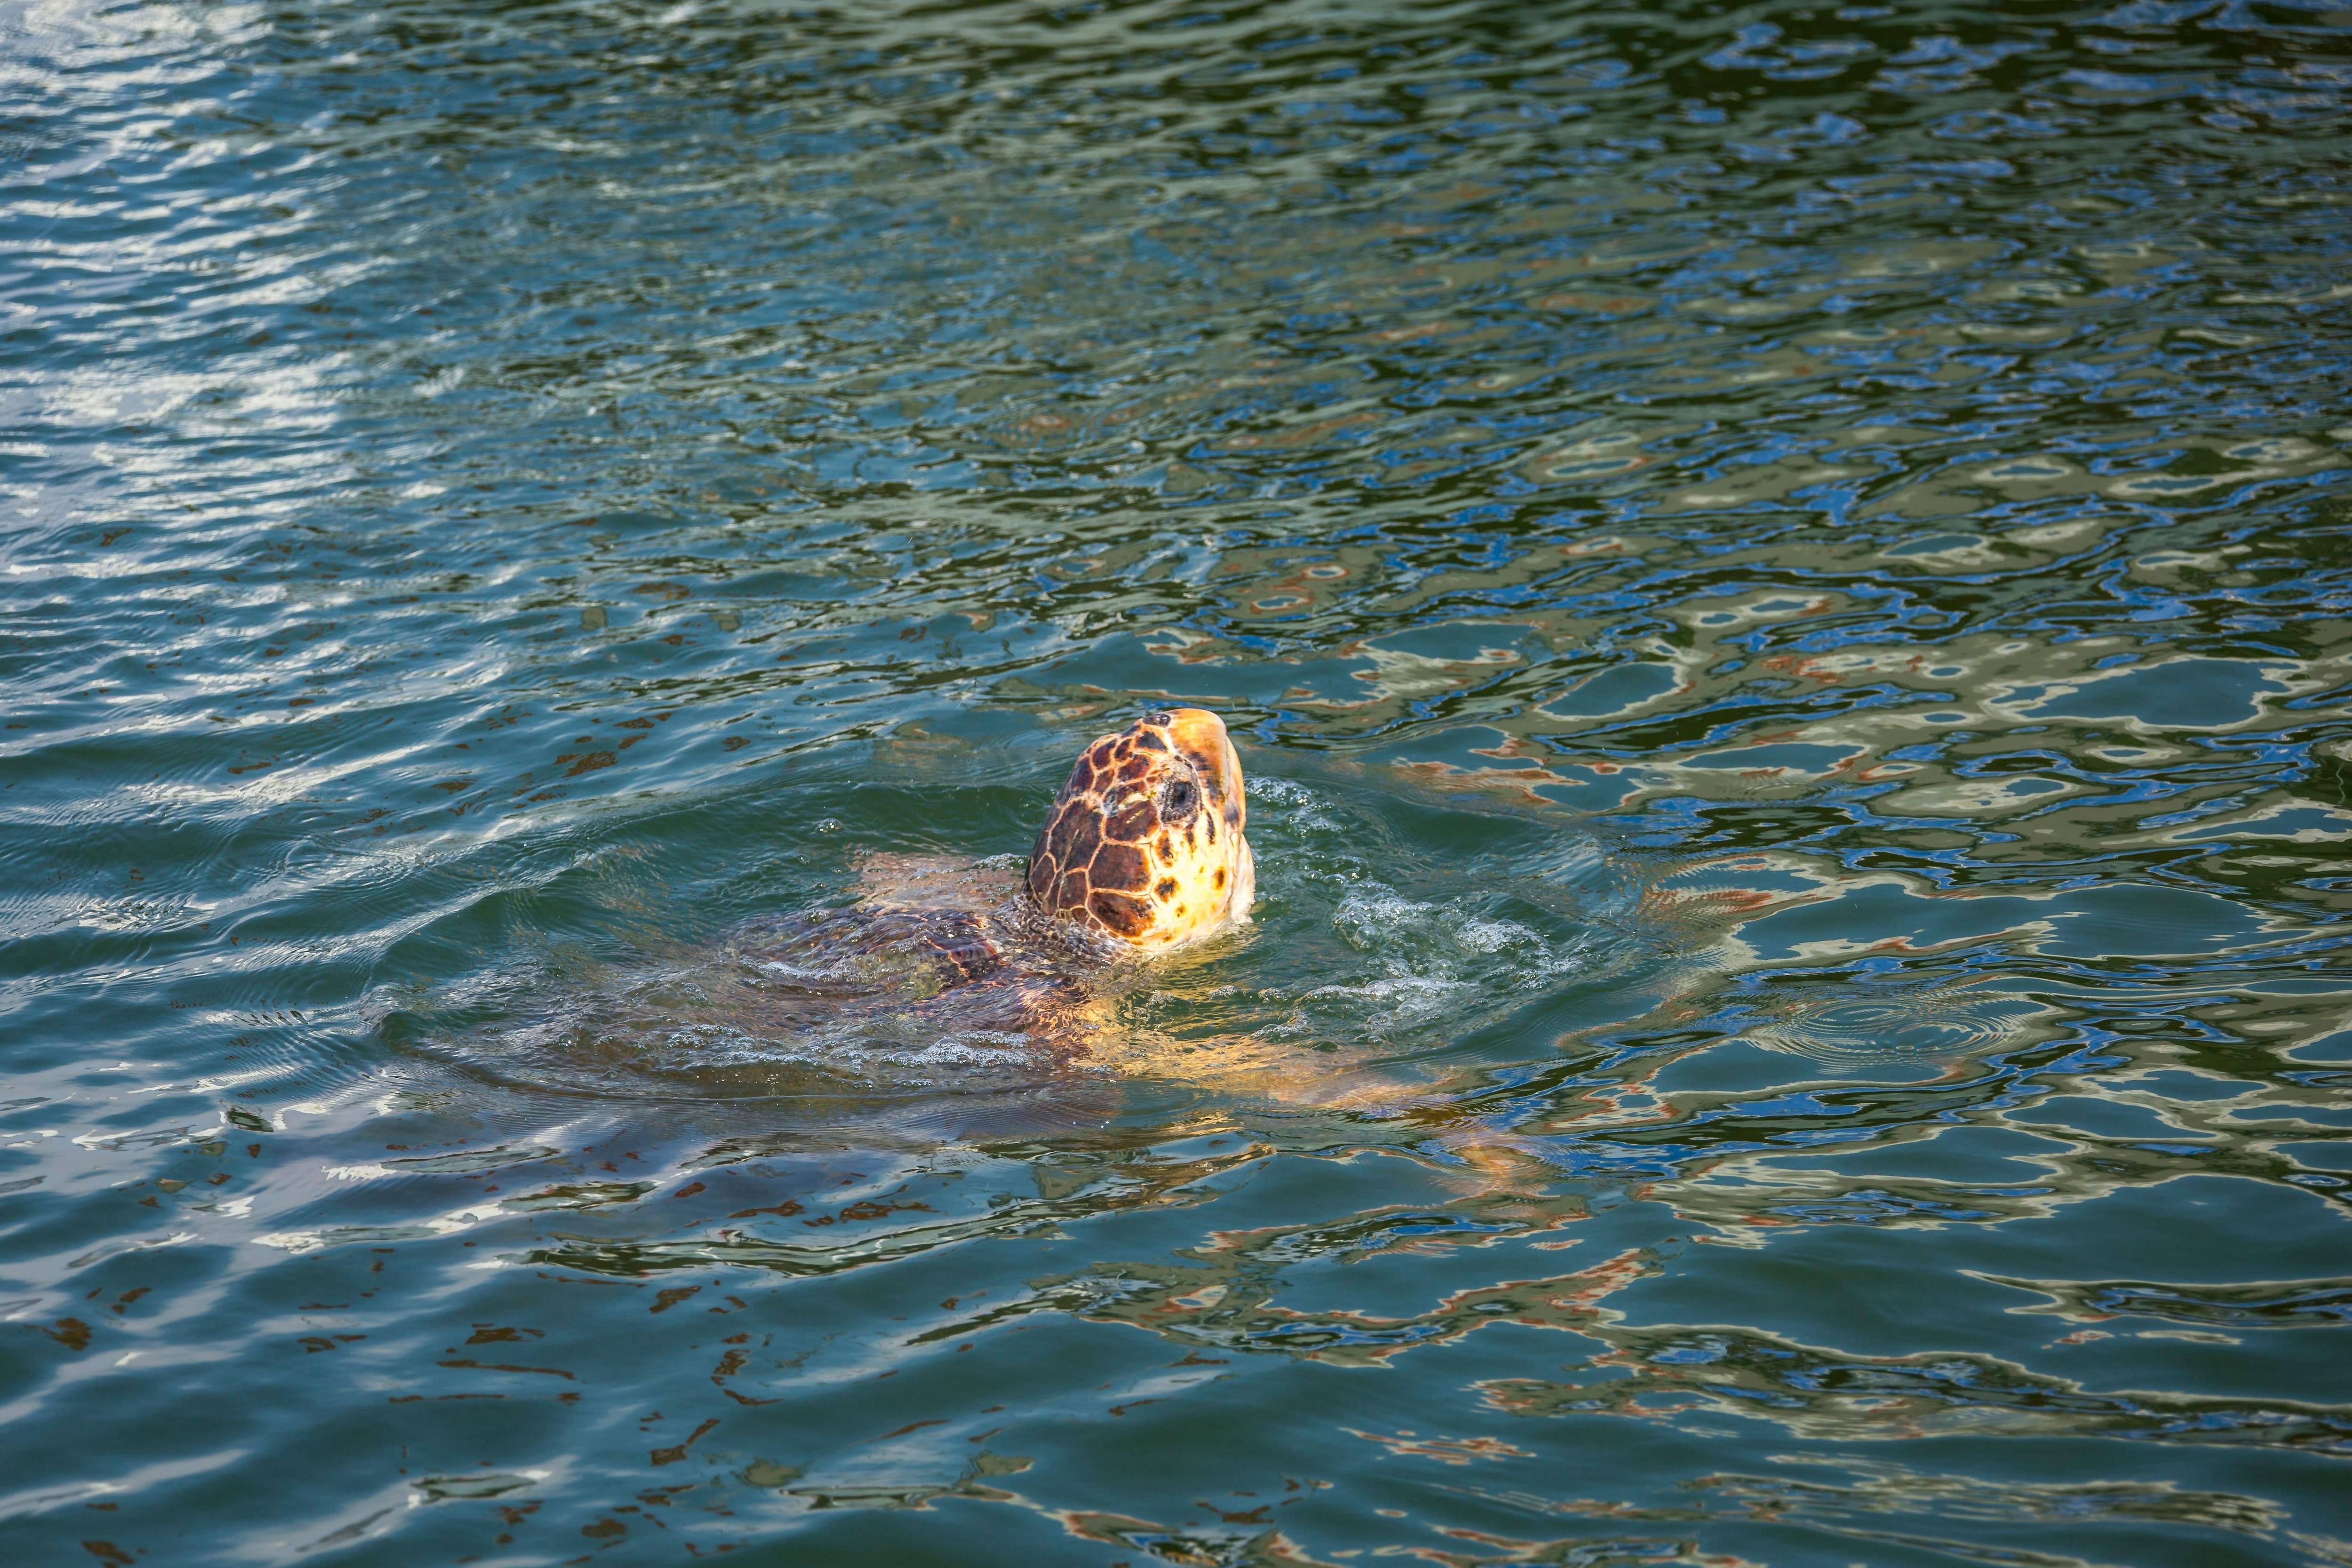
[[712, 708, 1255, 1059]]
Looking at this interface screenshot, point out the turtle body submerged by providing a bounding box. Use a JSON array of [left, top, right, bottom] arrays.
[[720, 708, 1255, 1055]]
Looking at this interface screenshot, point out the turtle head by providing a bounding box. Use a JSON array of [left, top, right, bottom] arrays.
[[1025, 707, 1255, 950]]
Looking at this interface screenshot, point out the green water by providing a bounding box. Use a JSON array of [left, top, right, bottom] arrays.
[[5, 0, 2352, 1561]]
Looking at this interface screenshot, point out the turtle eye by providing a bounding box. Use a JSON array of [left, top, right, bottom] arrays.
[[1160, 778, 1199, 821], [1145, 709, 1174, 727]]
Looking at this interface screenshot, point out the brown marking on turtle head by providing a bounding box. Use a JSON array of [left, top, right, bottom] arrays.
[[1024, 707, 1255, 949], [1089, 889, 1153, 938], [1049, 801, 1101, 867], [1105, 796, 1156, 844]]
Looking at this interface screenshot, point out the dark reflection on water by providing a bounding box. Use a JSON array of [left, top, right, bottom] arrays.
[[4, 0, 2352, 1561]]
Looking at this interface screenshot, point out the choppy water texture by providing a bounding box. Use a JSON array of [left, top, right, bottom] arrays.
[[5, 0, 2352, 1561]]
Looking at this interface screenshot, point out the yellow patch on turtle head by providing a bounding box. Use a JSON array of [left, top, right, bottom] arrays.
[[1025, 707, 1255, 950]]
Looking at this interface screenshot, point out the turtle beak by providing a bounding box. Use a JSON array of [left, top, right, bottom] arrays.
[[1164, 707, 1245, 831]]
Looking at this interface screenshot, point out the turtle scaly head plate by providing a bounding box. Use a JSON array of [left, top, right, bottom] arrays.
[[1025, 707, 1255, 950]]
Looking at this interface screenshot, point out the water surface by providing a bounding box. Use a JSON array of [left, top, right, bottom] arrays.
[[5, 0, 2352, 1562]]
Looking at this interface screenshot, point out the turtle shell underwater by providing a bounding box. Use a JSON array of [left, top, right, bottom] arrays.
[[713, 708, 1255, 1056]]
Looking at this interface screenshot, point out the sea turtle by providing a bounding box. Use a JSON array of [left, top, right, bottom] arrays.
[[702, 707, 1256, 1066], [437, 709, 1549, 1182]]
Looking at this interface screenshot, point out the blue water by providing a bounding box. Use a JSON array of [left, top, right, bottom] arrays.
[[5, 0, 2352, 1562]]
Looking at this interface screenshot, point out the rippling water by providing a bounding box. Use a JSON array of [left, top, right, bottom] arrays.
[[7, 0, 2352, 1560]]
